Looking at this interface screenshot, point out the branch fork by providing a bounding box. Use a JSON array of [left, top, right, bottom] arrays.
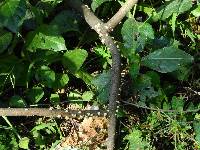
[[0, 0, 138, 149]]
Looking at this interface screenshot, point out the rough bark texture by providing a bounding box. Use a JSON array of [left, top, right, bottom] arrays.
[[0, 0, 138, 149], [0, 108, 107, 117], [67, 1, 137, 149]]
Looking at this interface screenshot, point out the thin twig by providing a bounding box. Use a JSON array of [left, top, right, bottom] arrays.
[[105, 0, 138, 32], [0, 0, 138, 149], [122, 100, 200, 113]]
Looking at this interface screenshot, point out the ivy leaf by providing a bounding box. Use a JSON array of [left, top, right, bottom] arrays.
[[121, 18, 154, 53], [62, 49, 88, 73], [50, 10, 80, 34], [0, 30, 12, 54], [35, 65, 55, 88], [26, 86, 44, 104], [142, 47, 194, 73], [91, 0, 111, 11], [26, 25, 67, 52], [0, 0, 27, 32]]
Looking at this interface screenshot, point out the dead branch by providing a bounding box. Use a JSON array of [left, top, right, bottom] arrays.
[[0, 0, 138, 149], [0, 108, 107, 117], [67, 0, 137, 149]]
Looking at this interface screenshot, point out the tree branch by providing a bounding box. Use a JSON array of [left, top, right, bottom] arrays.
[[67, 1, 137, 149], [0, 0, 138, 149], [105, 0, 138, 32], [0, 108, 107, 117]]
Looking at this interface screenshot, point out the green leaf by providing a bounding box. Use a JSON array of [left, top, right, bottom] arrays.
[[191, 5, 200, 17], [82, 91, 94, 101], [36, 65, 55, 88], [0, 55, 29, 87], [26, 86, 44, 104], [171, 96, 184, 111], [0, 0, 27, 32], [154, 0, 192, 20], [50, 93, 60, 105], [124, 128, 151, 149], [171, 12, 178, 35], [134, 74, 160, 103], [75, 69, 94, 85], [53, 73, 69, 89], [50, 10, 80, 34], [19, 137, 30, 149], [91, 71, 111, 104], [9, 95, 27, 108], [0, 30, 12, 54], [121, 18, 154, 53], [62, 49, 88, 73], [129, 63, 140, 80], [91, 0, 111, 11], [146, 71, 160, 88], [142, 47, 194, 73], [170, 65, 191, 81], [193, 121, 200, 143], [26, 25, 67, 52]]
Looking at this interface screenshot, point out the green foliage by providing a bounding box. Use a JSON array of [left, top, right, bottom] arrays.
[[50, 10, 80, 33], [31, 120, 61, 149], [142, 46, 194, 73], [191, 5, 200, 17], [0, 0, 199, 149], [121, 18, 154, 53], [26, 25, 67, 52], [0, 0, 27, 32], [62, 49, 88, 73], [91, 0, 111, 11], [153, 0, 192, 21], [124, 128, 152, 150], [19, 137, 30, 149], [0, 29, 12, 54], [35, 65, 56, 88], [0, 128, 18, 150], [9, 95, 27, 108], [26, 86, 44, 104]]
